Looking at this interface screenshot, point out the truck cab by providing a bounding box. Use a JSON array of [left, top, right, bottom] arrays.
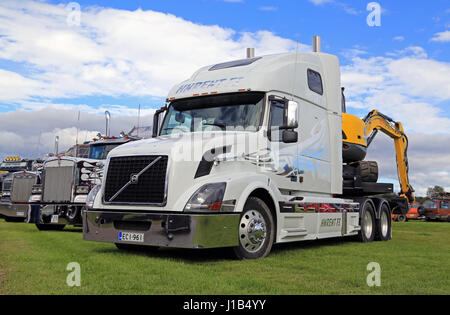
[[0, 157, 38, 222], [423, 198, 450, 222], [83, 41, 397, 259], [29, 135, 137, 230]]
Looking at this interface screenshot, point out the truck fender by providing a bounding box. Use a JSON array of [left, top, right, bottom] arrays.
[[371, 198, 390, 220], [233, 175, 280, 215]]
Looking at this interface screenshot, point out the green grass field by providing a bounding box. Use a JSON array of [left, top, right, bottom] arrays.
[[0, 219, 448, 294]]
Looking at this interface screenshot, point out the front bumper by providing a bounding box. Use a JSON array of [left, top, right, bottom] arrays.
[[0, 201, 28, 219], [83, 210, 240, 249]]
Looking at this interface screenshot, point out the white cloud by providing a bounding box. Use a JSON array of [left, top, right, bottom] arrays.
[[393, 36, 405, 41], [366, 133, 450, 196], [0, 107, 154, 159], [309, 0, 333, 5], [0, 0, 303, 104], [431, 30, 450, 42], [308, 0, 360, 15], [0, 1, 449, 197], [341, 47, 450, 134], [259, 6, 278, 12]]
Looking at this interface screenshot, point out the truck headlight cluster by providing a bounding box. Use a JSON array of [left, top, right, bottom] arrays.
[[75, 185, 90, 194], [31, 184, 43, 194], [86, 184, 101, 208], [184, 182, 229, 212]]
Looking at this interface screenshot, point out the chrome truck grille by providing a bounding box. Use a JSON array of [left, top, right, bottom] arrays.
[[11, 173, 38, 203], [43, 160, 75, 203], [104, 155, 168, 205]]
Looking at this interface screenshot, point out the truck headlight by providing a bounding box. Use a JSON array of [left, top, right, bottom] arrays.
[[184, 182, 227, 212], [76, 185, 90, 194], [86, 184, 101, 208], [31, 184, 43, 194]]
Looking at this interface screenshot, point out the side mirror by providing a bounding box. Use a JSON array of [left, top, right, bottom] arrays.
[[152, 105, 167, 138], [175, 112, 185, 123], [285, 101, 298, 129], [282, 130, 298, 143]]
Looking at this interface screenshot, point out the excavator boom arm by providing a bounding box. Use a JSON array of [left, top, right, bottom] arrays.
[[363, 110, 415, 203]]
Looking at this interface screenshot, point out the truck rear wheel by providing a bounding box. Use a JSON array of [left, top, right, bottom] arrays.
[[233, 197, 274, 260], [35, 224, 65, 231], [376, 203, 392, 241], [358, 200, 376, 242]]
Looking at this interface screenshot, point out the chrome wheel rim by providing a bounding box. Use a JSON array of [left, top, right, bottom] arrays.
[[380, 210, 389, 236], [239, 210, 267, 253], [67, 207, 77, 220], [364, 210, 373, 239]]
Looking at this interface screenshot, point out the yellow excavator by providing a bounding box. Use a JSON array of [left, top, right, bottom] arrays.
[[341, 92, 415, 214]]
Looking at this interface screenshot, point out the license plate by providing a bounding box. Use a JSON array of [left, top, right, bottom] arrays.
[[51, 215, 59, 223], [119, 232, 144, 243], [16, 212, 25, 217]]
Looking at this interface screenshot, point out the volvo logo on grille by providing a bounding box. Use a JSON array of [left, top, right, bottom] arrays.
[[130, 174, 139, 184], [108, 156, 162, 202]]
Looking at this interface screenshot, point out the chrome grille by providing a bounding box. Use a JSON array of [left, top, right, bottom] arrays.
[[43, 162, 75, 202], [104, 155, 168, 204], [11, 173, 37, 203]]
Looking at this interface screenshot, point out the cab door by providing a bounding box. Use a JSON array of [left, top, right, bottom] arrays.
[[265, 94, 301, 191], [439, 201, 450, 219]]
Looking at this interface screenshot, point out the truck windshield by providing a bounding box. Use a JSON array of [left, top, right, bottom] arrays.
[[160, 92, 265, 135], [89, 144, 121, 160], [0, 162, 27, 171]]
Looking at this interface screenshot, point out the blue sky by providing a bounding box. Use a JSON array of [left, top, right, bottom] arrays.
[[48, 0, 449, 61], [0, 0, 449, 194], [1, 0, 449, 114]]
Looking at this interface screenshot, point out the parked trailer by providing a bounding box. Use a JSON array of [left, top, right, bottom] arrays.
[[83, 37, 398, 259]]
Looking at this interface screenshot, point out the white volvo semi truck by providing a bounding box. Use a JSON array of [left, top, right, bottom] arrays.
[[83, 37, 394, 259]]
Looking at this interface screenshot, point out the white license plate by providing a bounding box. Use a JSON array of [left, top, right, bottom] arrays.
[[16, 212, 25, 217], [51, 215, 59, 223], [119, 232, 144, 243]]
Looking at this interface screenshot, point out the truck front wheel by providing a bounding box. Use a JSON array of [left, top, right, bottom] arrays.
[[233, 197, 274, 260]]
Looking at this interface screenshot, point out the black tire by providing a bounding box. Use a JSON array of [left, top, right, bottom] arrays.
[[397, 214, 406, 223], [35, 224, 65, 231], [66, 206, 81, 225], [115, 243, 159, 252], [375, 203, 392, 241], [358, 200, 376, 242], [417, 206, 425, 216], [359, 161, 378, 182], [233, 197, 274, 260], [4, 217, 26, 223]]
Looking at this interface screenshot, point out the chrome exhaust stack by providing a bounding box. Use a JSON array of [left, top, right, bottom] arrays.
[[246, 48, 255, 59], [105, 111, 111, 137], [313, 36, 321, 53], [54, 136, 59, 155]]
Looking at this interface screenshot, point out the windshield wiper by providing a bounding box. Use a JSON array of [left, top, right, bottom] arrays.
[[161, 127, 188, 133], [203, 122, 226, 130]]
